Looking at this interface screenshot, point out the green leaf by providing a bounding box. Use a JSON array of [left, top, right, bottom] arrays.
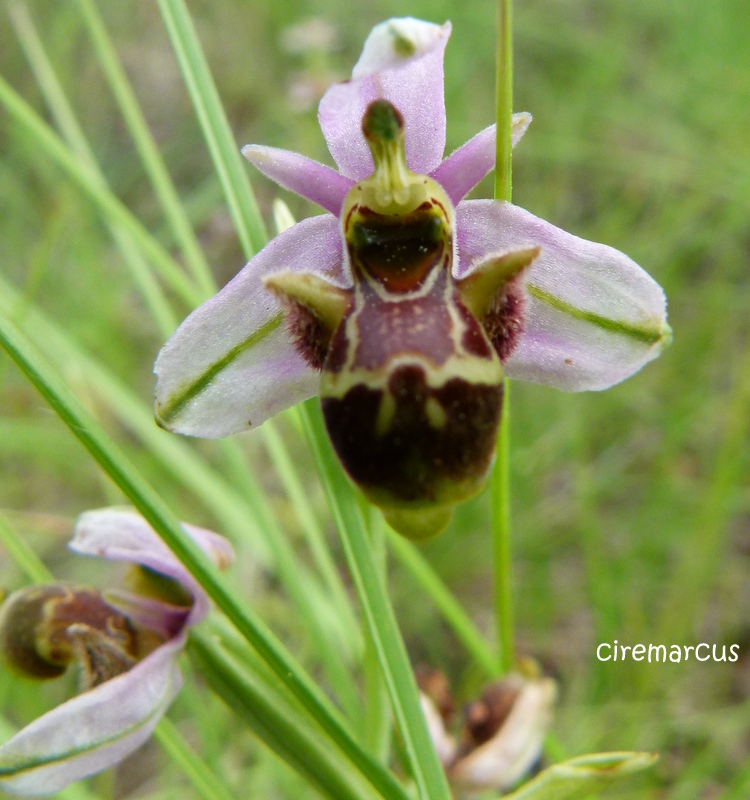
[[7, 0, 178, 338], [503, 751, 658, 800], [72, 0, 217, 298]]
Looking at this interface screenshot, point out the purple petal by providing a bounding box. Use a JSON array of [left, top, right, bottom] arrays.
[[0, 639, 182, 795], [103, 591, 190, 639], [242, 145, 354, 215], [154, 216, 349, 438], [318, 19, 450, 180], [456, 200, 671, 391], [431, 113, 532, 204], [70, 508, 234, 624]]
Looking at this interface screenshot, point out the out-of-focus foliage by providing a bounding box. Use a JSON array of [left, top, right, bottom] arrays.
[[0, 0, 748, 798]]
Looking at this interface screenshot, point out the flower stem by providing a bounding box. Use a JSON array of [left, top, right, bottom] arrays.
[[493, 0, 516, 675], [494, 0, 513, 203]]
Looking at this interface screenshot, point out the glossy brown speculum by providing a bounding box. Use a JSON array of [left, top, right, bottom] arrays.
[[347, 203, 446, 292]]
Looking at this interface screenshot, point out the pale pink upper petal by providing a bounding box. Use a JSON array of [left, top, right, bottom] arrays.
[[0, 639, 183, 795], [70, 508, 234, 625], [318, 19, 450, 180], [456, 200, 671, 391], [242, 145, 353, 215], [431, 113, 532, 204], [154, 215, 349, 438]]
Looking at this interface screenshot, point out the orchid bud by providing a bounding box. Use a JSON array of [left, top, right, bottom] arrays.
[[449, 672, 557, 791]]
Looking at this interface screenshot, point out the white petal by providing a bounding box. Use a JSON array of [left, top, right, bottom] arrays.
[[420, 694, 456, 766], [70, 508, 234, 623], [450, 676, 556, 791], [0, 640, 182, 796], [352, 18, 448, 77], [154, 216, 349, 438], [456, 200, 671, 391]]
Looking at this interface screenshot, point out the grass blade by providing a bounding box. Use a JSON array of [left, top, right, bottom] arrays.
[[188, 629, 377, 800], [0, 310, 410, 800], [155, 0, 266, 259], [0, 74, 203, 309], [299, 401, 453, 800], [7, 0, 178, 337], [72, 0, 217, 298]]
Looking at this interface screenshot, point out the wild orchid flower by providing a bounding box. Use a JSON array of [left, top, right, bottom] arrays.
[[0, 509, 233, 795], [154, 18, 670, 539]]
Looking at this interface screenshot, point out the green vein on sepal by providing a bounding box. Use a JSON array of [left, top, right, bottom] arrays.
[[156, 313, 283, 426], [526, 283, 673, 346], [0, 715, 96, 800]]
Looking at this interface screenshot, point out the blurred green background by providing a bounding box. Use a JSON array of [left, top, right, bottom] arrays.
[[0, 0, 748, 797]]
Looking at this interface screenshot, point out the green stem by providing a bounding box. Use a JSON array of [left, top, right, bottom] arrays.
[[386, 531, 499, 678], [0, 312, 408, 800], [494, 0, 513, 203], [299, 401, 453, 800], [492, 0, 516, 675], [362, 509, 392, 762]]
